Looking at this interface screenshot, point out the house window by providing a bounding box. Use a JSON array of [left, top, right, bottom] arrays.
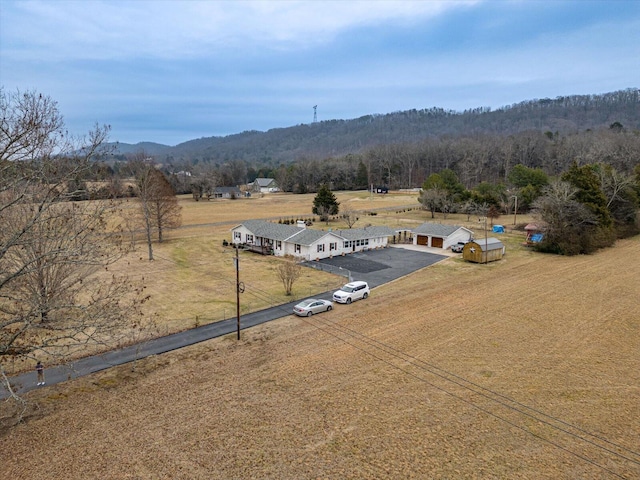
[[275, 240, 282, 249], [246, 234, 254, 244], [317, 244, 325, 253], [234, 231, 241, 241], [329, 242, 337, 251], [295, 244, 301, 253]]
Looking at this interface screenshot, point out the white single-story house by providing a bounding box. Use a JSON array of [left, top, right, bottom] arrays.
[[411, 222, 474, 249], [250, 178, 279, 193], [213, 186, 241, 199], [231, 220, 394, 260]]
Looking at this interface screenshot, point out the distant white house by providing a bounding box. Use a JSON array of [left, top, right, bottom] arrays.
[[231, 220, 393, 260], [411, 222, 473, 249], [251, 178, 279, 193], [212, 186, 241, 199]]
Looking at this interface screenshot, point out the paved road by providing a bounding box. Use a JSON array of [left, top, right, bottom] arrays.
[[2, 246, 446, 399]]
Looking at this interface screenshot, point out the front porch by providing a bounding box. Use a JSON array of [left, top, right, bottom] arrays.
[[244, 243, 273, 255]]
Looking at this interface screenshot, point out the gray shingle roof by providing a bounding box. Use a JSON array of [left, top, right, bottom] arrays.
[[332, 226, 394, 241], [471, 238, 504, 251], [254, 178, 276, 187], [235, 221, 394, 245], [412, 222, 462, 237], [238, 220, 301, 241], [288, 229, 332, 246], [214, 186, 240, 194]]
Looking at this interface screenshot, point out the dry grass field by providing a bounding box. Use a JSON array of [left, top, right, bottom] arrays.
[[2, 192, 639, 479], [115, 191, 423, 330]]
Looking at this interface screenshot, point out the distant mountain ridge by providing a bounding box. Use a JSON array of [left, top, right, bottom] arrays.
[[110, 88, 639, 165], [111, 141, 171, 155]]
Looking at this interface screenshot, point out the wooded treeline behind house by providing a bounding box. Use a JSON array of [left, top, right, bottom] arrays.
[[97, 89, 639, 195]]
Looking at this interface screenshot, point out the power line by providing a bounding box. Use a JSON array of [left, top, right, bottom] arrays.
[[229, 284, 639, 478], [295, 313, 638, 478], [123, 253, 638, 476]]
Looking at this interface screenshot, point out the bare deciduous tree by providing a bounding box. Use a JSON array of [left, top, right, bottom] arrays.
[[0, 89, 145, 401], [532, 180, 598, 255], [419, 187, 447, 218], [487, 205, 501, 227], [190, 166, 217, 201], [275, 255, 303, 296], [152, 175, 182, 243], [340, 205, 359, 229], [132, 158, 182, 260]]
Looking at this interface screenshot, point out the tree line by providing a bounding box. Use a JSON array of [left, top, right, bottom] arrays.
[[416, 162, 640, 255], [109, 88, 639, 166], [0, 89, 179, 406], [1, 87, 639, 408], [102, 88, 639, 195]]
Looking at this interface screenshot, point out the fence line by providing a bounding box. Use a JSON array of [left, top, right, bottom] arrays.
[[302, 261, 351, 281]]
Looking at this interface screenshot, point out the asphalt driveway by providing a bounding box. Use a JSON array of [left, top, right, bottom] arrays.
[[303, 245, 447, 288], [2, 246, 447, 399]]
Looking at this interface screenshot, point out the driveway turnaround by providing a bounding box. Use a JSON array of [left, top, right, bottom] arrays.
[[303, 246, 446, 288], [2, 246, 447, 399]]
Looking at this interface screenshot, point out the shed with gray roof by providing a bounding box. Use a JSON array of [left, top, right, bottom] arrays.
[[463, 237, 506, 263]]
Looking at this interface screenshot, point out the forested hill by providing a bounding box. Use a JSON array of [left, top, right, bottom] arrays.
[[112, 88, 639, 165]]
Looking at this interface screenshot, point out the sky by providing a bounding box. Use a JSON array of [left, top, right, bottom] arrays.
[[1, 0, 638, 146]]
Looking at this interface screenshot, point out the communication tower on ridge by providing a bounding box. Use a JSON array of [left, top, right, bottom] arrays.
[[313, 105, 317, 123]]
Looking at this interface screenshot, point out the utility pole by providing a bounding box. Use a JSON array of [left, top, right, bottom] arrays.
[[512, 195, 518, 226], [313, 105, 317, 123], [235, 245, 241, 340], [484, 216, 488, 265]]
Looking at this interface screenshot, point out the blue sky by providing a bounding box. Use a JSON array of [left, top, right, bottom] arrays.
[[1, 0, 638, 146]]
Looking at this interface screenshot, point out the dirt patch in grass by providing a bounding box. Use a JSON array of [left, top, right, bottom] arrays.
[[2, 235, 638, 479]]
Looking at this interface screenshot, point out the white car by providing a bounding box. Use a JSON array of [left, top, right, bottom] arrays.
[[333, 281, 370, 304], [293, 298, 333, 316], [451, 242, 467, 253]]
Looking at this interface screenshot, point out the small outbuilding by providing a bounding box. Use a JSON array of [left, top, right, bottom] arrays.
[[463, 238, 505, 263], [411, 222, 473, 249], [525, 223, 545, 245]]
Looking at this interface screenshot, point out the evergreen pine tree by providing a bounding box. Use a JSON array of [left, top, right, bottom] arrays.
[[312, 184, 340, 222]]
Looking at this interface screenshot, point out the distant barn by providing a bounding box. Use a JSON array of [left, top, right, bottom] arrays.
[[463, 238, 505, 263]]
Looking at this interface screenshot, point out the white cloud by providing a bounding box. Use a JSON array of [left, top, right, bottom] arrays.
[[2, 0, 637, 144], [2, 0, 475, 61]]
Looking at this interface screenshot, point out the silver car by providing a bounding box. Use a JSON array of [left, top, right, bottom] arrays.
[[293, 298, 333, 317]]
